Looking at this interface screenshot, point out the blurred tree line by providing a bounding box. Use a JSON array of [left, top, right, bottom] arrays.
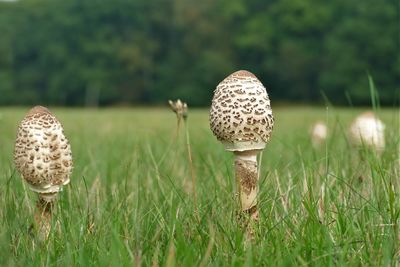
[[0, 0, 398, 106]]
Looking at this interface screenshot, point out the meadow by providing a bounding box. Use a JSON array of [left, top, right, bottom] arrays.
[[0, 106, 399, 266]]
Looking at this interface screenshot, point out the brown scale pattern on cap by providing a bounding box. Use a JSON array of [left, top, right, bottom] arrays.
[[209, 70, 274, 150], [14, 106, 73, 193]]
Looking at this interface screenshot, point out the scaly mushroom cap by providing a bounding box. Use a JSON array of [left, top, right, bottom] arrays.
[[14, 106, 73, 193], [349, 111, 385, 151], [209, 70, 274, 151]]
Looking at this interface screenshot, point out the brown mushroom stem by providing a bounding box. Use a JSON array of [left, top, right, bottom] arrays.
[[234, 150, 260, 221], [34, 193, 57, 240]]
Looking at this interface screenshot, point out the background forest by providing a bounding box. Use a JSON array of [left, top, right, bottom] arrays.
[[0, 0, 398, 106]]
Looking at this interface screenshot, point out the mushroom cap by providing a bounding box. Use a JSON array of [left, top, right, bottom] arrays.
[[209, 70, 274, 152], [14, 106, 73, 194], [27, 105, 51, 116], [349, 111, 385, 151], [310, 121, 327, 146]]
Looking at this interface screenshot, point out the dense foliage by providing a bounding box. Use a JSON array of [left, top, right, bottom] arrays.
[[0, 0, 398, 106]]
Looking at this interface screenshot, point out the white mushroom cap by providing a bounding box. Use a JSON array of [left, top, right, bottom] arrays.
[[310, 121, 327, 147], [349, 111, 385, 151], [14, 106, 73, 194], [209, 70, 274, 152]]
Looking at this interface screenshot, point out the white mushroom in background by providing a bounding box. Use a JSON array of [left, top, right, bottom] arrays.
[[310, 121, 328, 147], [349, 111, 385, 152], [210, 70, 274, 223], [14, 106, 73, 239]]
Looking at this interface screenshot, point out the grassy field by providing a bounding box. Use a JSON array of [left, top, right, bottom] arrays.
[[0, 107, 399, 266]]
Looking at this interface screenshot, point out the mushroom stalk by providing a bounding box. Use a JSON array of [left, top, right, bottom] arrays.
[[234, 151, 259, 220], [34, 193, 57, 240]]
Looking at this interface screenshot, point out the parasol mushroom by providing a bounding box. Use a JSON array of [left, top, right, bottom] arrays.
[[14, 106, 73, 239], [349, 111, 385, 153], [310, 121, 328, 147], [209, 70, 274, 223]]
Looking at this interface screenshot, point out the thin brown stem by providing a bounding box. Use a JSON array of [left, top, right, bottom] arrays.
[[185, 120, 200, 223]]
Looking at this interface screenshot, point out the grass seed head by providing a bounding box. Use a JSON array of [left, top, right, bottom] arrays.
[[168, 99, 188, 121]]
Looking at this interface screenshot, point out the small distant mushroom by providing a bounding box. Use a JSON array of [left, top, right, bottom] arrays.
[[310, 121, 328, 147], [209, 70, 274, 223], [14, 106, 73, 239], [349, 111, 385, 153]]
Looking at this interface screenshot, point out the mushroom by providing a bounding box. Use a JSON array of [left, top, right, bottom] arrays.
[[310, 121, 328, 147], [349, 111, 385, 153], [14, 106, 73, 239], [209, 70, 274, 222]]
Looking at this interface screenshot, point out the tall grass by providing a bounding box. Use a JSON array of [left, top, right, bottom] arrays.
[[0, 107, 398, 266]]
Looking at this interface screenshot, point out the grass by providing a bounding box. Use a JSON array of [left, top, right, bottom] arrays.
[[0, 106, 399, 266]]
